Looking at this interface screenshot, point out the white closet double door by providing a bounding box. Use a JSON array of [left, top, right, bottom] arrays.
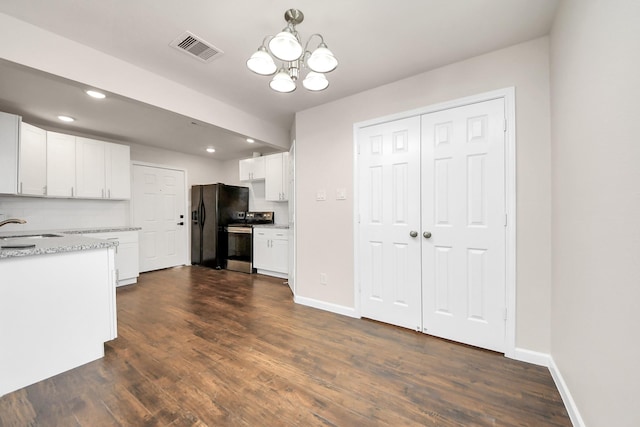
[[358, 99, 506, 352]]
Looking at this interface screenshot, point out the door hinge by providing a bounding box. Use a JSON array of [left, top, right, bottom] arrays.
[[503, 118, 507, 132], [504, 308, 508, 321], [504, 214, 508, 227]]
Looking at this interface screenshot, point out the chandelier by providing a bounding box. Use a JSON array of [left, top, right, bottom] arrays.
[[247, 9, 338, 93]]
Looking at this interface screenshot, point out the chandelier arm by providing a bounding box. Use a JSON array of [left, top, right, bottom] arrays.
[[303, 33, 325, 54], [260, 35, 275, 48]]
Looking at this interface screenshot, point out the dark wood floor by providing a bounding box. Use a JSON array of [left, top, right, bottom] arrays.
[[0, 266, 571, 426]]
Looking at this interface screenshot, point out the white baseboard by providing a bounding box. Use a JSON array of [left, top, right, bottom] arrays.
[[294, 295, 359, 318], [549, 357, 585, 427], [511, 347, 551, 367]]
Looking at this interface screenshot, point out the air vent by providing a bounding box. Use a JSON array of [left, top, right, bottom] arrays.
[[170, 31, 223, 63]]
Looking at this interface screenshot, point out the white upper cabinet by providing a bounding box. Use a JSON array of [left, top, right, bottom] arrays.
[[19, 122, 47, 196], [76, 138, 131, 200], [105, 142, 131, 200], [265, 152, 289, 202], [46, 131, 76, 197], [0, 111, 19, 195], [76, 137, 106, 198], [239, 156, 266, 181], [0, 116, 131, 200]]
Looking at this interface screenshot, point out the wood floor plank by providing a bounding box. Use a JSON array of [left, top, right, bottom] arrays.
[[0, 266, 571, 426]]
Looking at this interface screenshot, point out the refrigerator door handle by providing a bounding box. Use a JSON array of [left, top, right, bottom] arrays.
[[200, 203, 206, 227]]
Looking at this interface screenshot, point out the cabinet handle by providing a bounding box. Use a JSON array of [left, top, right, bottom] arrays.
[[43, 185, 47, 195], [108, 189, 111, 199], [71, 187, 74, 197], [19, 182, 22, 194], [102, 189, 105, 198]]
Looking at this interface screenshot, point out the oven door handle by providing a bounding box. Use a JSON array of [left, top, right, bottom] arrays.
[[226, 226, 253, 234]]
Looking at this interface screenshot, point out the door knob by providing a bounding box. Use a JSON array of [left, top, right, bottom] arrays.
[[409, 231, 418, 238], [177, 222, 184, 226], [423, 231, 432, 239]]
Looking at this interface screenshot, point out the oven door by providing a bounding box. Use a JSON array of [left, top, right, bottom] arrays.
[[225, 226, 253, 273]]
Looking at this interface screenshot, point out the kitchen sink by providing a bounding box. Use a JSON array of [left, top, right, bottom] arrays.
[[0, 233, 63, 240]]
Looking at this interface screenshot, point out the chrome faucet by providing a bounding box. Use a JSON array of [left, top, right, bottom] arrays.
[[0, 218, 27, 227]]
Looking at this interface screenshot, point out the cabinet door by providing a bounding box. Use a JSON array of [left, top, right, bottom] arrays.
[[76, 137, 106, 198], [265, 153, 283, 201], [252, 230, 271, 270], [239, 158, 252, 181], [19, 122, 47, 196], [46, 132, 76, 197], [116, 242, 139, 283], [105, 143, 131, 199], [271, 234, 289, 274], [0, 111, 19, 195], [239, 157, 266, 181]]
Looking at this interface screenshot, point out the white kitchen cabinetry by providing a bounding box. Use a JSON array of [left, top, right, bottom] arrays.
[[265, 152, 289, 202], [0, 247, 116, 396], [19, 122, 47, 196], [87, 230, 139, 286], [76, 137, 131, 199], [0, 111, 19, 195], [76, 137, 106, 198], [239, 156, 266, 181], [253, 227, 288, 278], [46, 131, 76, 197], [105, 142, 131, 199]]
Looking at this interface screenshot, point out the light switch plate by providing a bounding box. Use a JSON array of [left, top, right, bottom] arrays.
[[316, 189, 326, 201], [336, 188, 346, 200]]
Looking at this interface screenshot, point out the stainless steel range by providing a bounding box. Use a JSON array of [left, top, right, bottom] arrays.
[[225, 211, 274, 273]]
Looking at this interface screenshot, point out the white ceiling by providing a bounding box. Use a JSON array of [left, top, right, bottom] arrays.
[[0, 0, 560, 160]]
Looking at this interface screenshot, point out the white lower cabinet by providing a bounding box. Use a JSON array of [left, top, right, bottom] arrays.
[[253, 227, 288, 278], [87, 231, 140, 286]]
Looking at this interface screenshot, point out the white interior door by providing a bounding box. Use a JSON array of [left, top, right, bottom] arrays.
[[132, 164, 187, 272], [358, 117, 422, 331], [421, 99, 506, 352]]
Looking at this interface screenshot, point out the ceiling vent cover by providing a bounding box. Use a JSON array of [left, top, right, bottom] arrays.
[[170, 31, 223, 63]]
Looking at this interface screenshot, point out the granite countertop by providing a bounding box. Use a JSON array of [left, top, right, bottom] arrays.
[[0, 234, 118, 259], [252, 224, 290, 229], [0, 226, 141, 259], [62, 226, 142, 234]]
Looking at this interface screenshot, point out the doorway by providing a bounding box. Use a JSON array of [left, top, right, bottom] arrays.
[[355, 89, 516, 353]]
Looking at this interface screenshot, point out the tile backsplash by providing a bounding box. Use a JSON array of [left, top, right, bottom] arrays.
[[0, 196, 130, 232]]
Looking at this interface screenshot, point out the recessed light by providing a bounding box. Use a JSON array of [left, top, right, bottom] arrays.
[[86, 90, 106, 99], [206, 147, 216, 153], [57, 115, 75, 122], [246, 138, 255, 143]]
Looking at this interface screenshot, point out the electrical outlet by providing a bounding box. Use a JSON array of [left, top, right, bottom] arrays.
[[320, 273, 327, 285], [336, 188, 346, 200]]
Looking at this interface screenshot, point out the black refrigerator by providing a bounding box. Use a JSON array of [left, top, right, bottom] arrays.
[[191, 183, 249, 268]]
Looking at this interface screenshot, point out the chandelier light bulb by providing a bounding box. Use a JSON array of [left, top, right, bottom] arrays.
[[307, 44, 338, 73], [247, 47, 277, 75], [269, 69, 296, 93], [269, 30, 303, 61], [303, 72, 329, 91]]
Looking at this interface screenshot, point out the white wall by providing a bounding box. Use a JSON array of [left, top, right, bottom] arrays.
[[295, 37, 552, 353], [549, 1, 640, 426]]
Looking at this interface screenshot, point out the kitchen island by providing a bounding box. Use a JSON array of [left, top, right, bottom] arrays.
[[0, 233, 118, 396]]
